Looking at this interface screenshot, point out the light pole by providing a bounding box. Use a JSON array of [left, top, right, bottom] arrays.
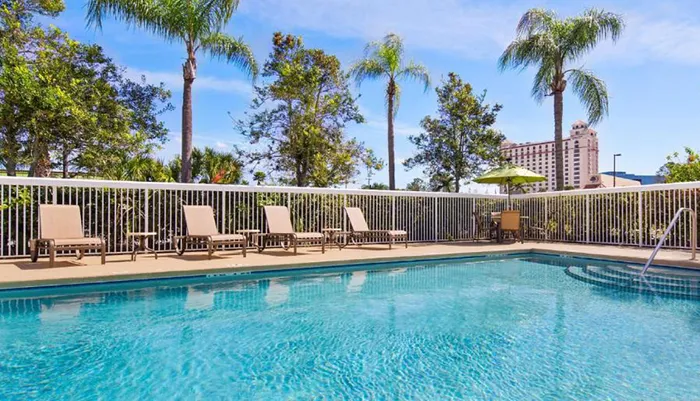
[[613, 153, 621, 187]]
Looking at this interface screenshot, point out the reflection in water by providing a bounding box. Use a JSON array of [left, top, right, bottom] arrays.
[[40, 301, 81, 322], [347, 271, 367, 293], [265, 280, 289, 307], [387, 268, 407, 276], [185, 287, 215, 311], [39, 296, 100, 323]]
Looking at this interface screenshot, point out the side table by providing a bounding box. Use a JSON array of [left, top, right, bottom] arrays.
[[236, 229, 261, 248], [127, 232, 158, 261]]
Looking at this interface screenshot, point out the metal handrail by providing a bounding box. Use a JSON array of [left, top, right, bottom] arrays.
[[640, 207, 697, 277]]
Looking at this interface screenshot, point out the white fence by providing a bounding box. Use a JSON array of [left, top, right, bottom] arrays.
[[0, 177, 698, 258], [0, 177, 507, 258]]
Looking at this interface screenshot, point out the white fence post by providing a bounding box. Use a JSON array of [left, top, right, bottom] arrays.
[[638, 191, 643, 247], [434, 196, 438, 242], [144, 189, 150, 233], [585, 194, 590, 244]]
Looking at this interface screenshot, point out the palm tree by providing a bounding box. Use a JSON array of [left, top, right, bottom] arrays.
[[350, 34, 430, 190], [499, 8, 623, 190], [86, 0, 258, 183]]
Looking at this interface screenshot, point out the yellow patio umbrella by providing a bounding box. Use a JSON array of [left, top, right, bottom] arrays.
[[474, 164, 547, 207]]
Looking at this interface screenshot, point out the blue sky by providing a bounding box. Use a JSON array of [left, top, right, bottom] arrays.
[[52, 0, 700, 190]]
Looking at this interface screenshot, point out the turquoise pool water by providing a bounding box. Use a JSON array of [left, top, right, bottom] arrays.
[[0, 254, 698, 399]]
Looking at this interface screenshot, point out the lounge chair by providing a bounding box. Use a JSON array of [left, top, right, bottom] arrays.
[[499, 210, 523, 243], [30, 205, 106, 267], [258, 206, 325, 254], [174, 206, 246, 258], [343, 207, 408, 249]]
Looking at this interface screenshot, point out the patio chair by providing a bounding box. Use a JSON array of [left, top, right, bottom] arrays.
[[500, 210, 523, 243], [175, 206, 246, 258], [472, 211, 498, 241], [30, 205, 106, 267], [258, 206, 325, 254], [343, 207, 408, 249]]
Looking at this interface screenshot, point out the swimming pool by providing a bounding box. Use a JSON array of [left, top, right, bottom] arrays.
[[0, 254, 698, 399]]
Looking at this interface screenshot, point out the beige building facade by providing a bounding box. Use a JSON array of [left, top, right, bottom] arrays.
[[500, 120, 599, 191]]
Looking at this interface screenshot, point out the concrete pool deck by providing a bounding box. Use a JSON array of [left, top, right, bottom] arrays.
[[0, 241, 698, 290]]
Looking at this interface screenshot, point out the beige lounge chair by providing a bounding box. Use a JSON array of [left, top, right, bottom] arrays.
[[499, 210, 523, 243], [30, 205, 106, 267], [343, 207, 407, 249], [259, 206, 325, 254], [174, 206, 246, 258]]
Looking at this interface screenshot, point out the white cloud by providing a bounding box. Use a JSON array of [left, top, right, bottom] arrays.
[[240, 0, 700, 66], [215, 141, 229, 149], [125, 68, 253, 95], [590, 13, 700, 66], [239, 0, 517, 60]]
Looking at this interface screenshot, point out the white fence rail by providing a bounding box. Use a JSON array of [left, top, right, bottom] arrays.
[[0, 177, 698, 258]]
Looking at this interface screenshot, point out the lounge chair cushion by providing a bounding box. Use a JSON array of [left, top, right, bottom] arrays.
[[209, 234, 246, 242], [51, 238, 103, 247], [40, 205, 85, 239], [293, 232, 324, 240], [386, 230, 407, 237], [183, 206, 220, 236]]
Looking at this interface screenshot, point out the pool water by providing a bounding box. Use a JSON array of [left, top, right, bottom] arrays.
[[0, 255, 698, 400]]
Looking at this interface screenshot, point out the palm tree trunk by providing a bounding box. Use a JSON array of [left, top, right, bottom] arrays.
[[387, 81, 396, 190], [181, 56, 196, 183], [553, 90, 564, 191]]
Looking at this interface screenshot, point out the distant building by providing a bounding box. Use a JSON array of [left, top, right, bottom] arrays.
[[584, 173, 641, 189], [501, 120, 599, 191], [599, 171, 664, 186]]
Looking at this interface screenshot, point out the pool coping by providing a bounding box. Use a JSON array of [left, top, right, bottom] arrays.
[[0, 245, 697, 293]]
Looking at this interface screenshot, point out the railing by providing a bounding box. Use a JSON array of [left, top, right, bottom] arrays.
[[516, 182, 700, 249], [640, 208, 697, 277], [1, 176, 699, 259], [0, 177, 507, 258]]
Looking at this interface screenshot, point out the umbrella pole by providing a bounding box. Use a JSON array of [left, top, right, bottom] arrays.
[[507, 182, 511, 209]]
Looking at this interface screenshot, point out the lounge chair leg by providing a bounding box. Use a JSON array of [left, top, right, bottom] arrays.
[[208, 241, 213, 260], [49, 244, 55, 268], [404, 236, 408, 248], [293, 239, 297, 255], [322, 239, 325, 254], [389, 238, 392, 249], [242, 242, 247, 258], [101, 244, 106, 265]]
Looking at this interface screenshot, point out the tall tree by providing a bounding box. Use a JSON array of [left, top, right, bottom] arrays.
[[350, 33, 430, 190], [237, 32, 365, 188], [362, 148, 384, 188], [404, 73, 504, 193], [86, 0, 258, 183], [658, 147, 700, 183], [1, 5, 172, 178], [498, 8, 624, 190]]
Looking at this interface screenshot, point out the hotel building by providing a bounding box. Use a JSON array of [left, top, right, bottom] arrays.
[[500, 120, 600, 191]]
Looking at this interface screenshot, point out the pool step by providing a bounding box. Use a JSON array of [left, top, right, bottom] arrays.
[[565, 265, 700, 300]]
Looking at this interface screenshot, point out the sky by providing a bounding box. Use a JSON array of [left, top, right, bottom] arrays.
[[49, 0, 700, 191]]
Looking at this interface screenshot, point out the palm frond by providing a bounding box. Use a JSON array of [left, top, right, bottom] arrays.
[[567, 68, 608, 125], [200, 32, 258, 80], [516, 8, 556, 36], [196, 0, 240, 36], [86, 0, 186, 42], [349, 59, 386, 87], [498, 33, 556, 72], [566, 8, 624, 61], [397, 61, 431, 92], [531, 61, 555, 103]]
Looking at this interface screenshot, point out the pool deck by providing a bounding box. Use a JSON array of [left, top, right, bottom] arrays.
[[0, 241, 698, 290]]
